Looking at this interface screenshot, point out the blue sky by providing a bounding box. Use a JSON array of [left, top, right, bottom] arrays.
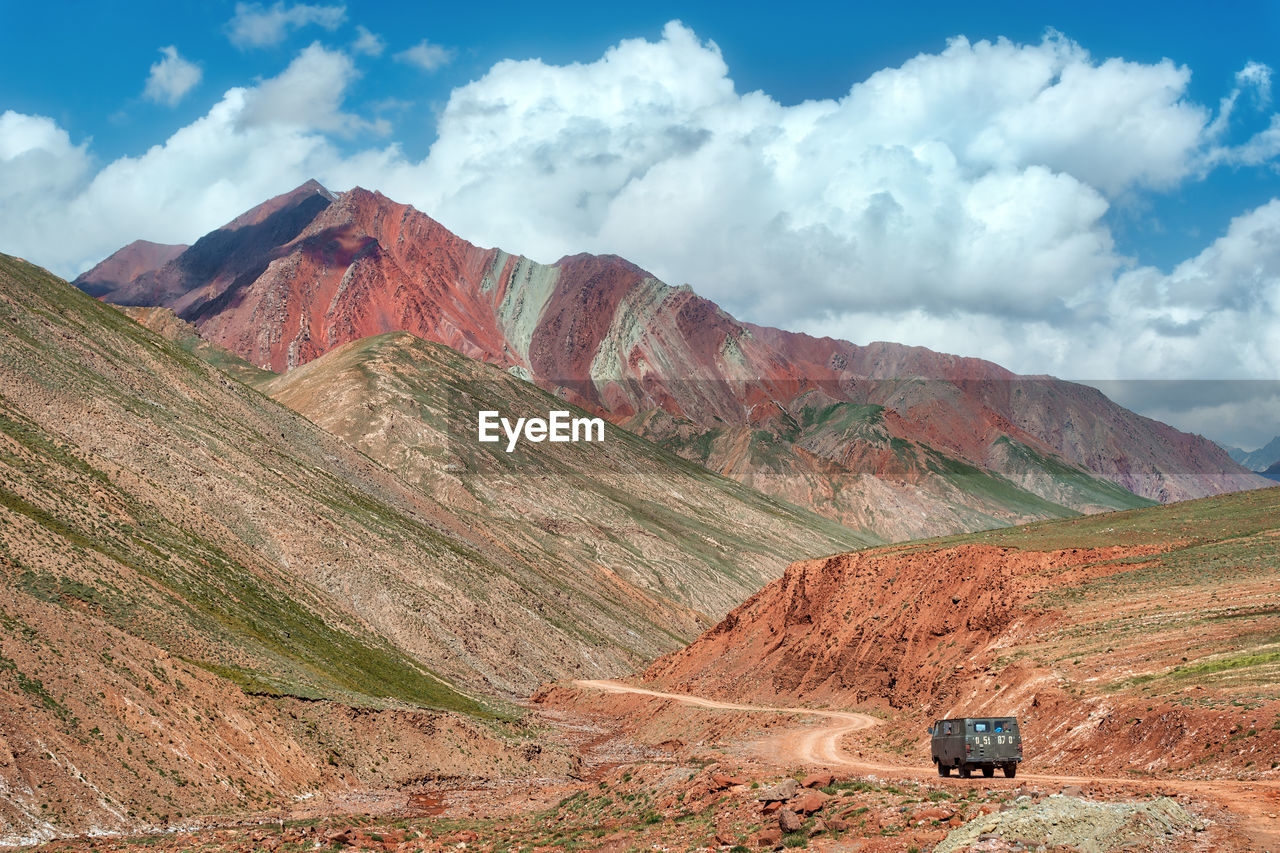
[[2, 1, 1280, 445]]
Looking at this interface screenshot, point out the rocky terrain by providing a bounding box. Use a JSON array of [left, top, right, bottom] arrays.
[[11, 478, 1276, 850], [17, 682, 1251, 853], [76, 181, 1269, 540], [647, 486, 1280, 781], [0, 254, 864, 844]]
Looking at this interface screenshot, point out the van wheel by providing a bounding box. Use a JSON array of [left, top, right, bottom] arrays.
[[1003, 763, 1017, 778], [982, 766, 995, 778], [958, 764, 971, 779], [937, 762, 950, 777]]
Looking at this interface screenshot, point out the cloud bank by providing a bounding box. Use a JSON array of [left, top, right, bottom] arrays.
[[1, 22, 1278, 411]]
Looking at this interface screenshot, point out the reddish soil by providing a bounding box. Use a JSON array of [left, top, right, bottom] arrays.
[[527, 253, 646, 393], [645, 540, 1280, 777], [29, 677, 1260, 852], [646, 544, 1165, 708], [631, 518, 1280, 849]]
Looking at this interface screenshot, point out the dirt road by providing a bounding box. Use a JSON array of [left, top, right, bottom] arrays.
[[574, 679, 1280, 850], [574, 679, 881, 766]]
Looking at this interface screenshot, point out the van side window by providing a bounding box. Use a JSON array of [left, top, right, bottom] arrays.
[[974, 722, 988, 732]]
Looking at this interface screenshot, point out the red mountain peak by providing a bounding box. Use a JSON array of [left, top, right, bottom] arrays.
[[221, 179, 335, 233]]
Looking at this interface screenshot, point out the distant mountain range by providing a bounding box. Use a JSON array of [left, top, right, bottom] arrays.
[[75, 180, 1269, 540], [1221, 435, 1280, 473]]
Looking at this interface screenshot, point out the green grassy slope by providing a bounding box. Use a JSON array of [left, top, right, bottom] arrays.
[[0, 254, 482, 715], [116, 305, 277, 388], [934, 483, 1278, 552]]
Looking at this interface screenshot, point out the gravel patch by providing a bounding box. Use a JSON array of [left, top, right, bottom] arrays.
[[936, 794, 1199, 852]]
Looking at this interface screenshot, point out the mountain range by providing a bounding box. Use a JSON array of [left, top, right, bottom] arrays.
[[75, 181, 1269, 541], [0, 252, 867, 842], [1223, 435, 1280, 473]]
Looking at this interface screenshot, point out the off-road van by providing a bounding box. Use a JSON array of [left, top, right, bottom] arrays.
[[929, 717, 1021, 778]]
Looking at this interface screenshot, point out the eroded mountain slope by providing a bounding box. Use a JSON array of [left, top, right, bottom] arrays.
[[75, 182, 1266, 540], [260, 331, 872, 623], [5, 251, 874, 702]]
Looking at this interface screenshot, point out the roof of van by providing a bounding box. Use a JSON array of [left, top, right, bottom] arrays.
[[936, 716, 1019, 722]]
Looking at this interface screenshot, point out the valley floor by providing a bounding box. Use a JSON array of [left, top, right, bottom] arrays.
[[20, 678, 1278, 853]]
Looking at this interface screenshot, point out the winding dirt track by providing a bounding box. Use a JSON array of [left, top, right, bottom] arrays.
[[574, 679, 1280, 849], [575, 679, 882, 766]]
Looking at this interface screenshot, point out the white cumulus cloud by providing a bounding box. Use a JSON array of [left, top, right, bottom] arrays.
[[1237, 61, 1273, 107], [394, 24, 1200, 322], [239, 42, 373, 134], [0, 49, 364, 274], [226, 1, 345, 49], [394, 40, 453, 72], [143, 46, 202, 107], [352, 25, 385, 57]]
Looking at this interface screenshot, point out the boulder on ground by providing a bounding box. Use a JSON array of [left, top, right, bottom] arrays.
[[792, 790, 831, 815], [802, 771, 835, 789], [757, 778, 800, 802], [712, 771, 747, 789], [755, 827, 782, 848], [936, 795, 1198, 853]]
